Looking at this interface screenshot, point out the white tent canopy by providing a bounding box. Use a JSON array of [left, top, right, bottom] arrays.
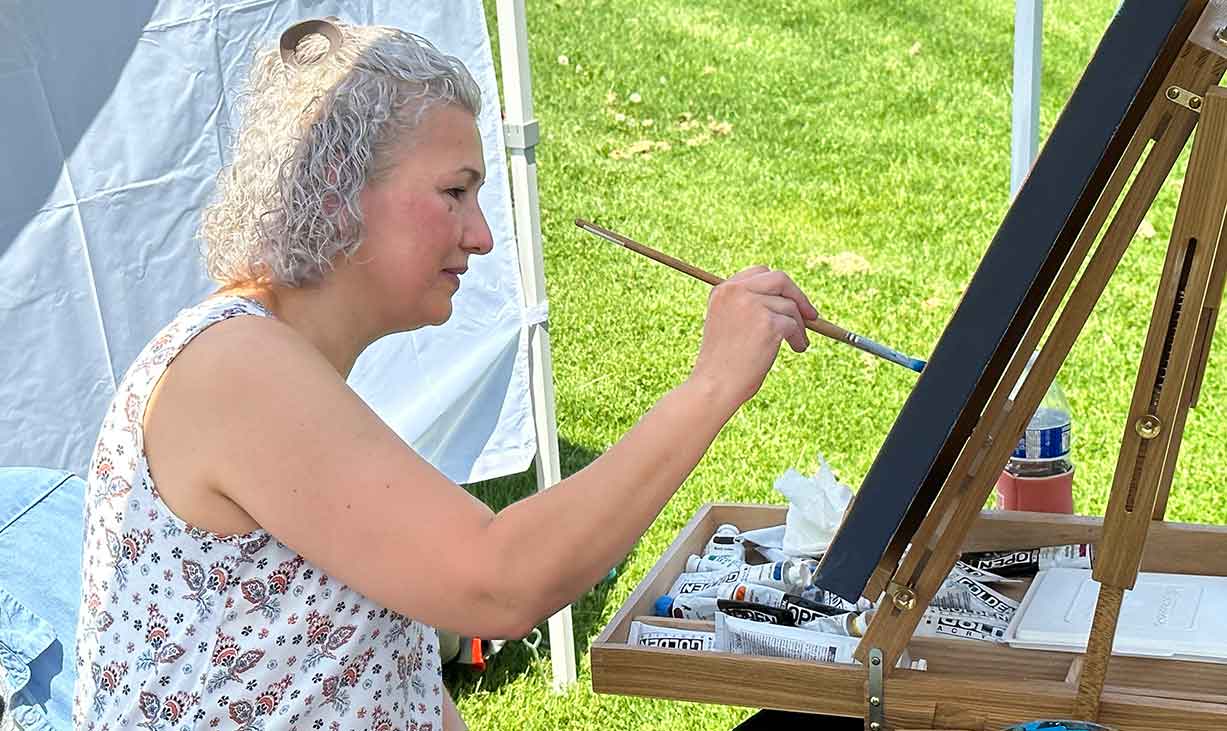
[[0, 0, 574, 689]]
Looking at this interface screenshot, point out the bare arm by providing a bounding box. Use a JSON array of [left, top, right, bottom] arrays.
[[171, 269, 815, 638]]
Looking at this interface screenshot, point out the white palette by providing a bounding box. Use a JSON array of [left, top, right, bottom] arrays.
[[1005, 567, 1227, 662]]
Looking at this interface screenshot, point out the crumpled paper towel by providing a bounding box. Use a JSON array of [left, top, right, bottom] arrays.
[[773, 455, 853, 556]]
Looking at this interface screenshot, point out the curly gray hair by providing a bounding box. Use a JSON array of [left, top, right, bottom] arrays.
[[201, 20, 483, 286]]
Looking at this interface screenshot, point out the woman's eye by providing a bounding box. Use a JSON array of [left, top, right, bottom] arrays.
[[446, 188, 466, 200]]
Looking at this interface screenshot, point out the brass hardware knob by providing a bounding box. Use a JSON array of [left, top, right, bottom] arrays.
[[1136, 415, 1162, 440], [891, 588, 917, 611]]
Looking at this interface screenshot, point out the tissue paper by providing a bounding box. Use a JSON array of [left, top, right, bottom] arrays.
[[773, 456, 853, 556]]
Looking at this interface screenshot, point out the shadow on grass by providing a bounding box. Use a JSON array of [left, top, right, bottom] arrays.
[[444, 437, 634, 696]]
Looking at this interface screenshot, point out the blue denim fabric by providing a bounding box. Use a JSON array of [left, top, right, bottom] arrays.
[[0, 467, 84, 731]]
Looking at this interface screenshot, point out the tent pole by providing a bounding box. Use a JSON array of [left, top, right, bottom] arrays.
[[1011, 0, 1044, 197], [494, 0, 577, 691]]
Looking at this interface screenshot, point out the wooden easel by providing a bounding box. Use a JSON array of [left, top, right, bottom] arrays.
[[854, 31, 1227, 731]]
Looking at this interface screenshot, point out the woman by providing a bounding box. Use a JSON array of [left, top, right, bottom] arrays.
[[73, 18, 817, 731]]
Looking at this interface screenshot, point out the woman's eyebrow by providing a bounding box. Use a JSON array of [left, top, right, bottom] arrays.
[[452, 166, 485, 184]]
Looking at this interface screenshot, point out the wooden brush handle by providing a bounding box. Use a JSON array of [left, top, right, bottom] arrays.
[[575, 219, 851, 342]]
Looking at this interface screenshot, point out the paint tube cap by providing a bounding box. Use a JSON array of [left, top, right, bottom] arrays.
[[654, 596, 674, 617]]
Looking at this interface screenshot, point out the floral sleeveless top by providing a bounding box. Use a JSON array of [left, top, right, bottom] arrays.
[[73, 296, 442, 731]]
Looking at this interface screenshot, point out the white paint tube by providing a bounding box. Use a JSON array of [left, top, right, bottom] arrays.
[[798, 584, 874, 613], [930, 574, 1020, 623], [660, 593, 718, 620], [667, 570, 728, 597], [715, 599, 794, 624], [960, 544, 1094, 577], [795, 611, 862, 637], [660, 582, 789, 620], [737, 524, 798, 563], [685, 553, 744, 573], [628, 620, 716, 651], [736, 524, 786, 551], [781, 593, 853, 626], [714, 614, 913, 667], [917, 608, 1008, 643], [720, 581, 789, 607], [952, 561, 1023, 585], [682, 559, 809, 598], [703, 523, 746, 564], [754, 545, 793, 563], [741, 559, 811, 593], [715, 612, 861, 663], [858, 608, 1007, 643]]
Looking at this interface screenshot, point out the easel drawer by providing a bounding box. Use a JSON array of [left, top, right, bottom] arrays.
[[590, 503, 1227, 730]]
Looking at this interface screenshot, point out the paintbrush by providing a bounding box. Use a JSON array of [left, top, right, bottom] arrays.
[[575, 218, 926, 373]]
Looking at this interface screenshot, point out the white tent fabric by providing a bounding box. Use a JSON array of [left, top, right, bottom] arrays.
[[0, 0, 538, 485]]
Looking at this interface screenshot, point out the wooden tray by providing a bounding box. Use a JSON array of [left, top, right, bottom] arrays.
[[591, 503, 1227, 730]]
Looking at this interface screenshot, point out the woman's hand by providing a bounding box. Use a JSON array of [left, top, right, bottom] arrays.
[[690, 266, 819, 411]]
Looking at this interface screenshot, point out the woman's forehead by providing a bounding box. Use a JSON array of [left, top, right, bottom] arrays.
[[391, 105, 485, 174]]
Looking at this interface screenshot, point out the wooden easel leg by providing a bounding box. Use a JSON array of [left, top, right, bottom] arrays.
[[854, 45, 1226, 673], [1074, 86, 1227, 721], [1152, 208, 1227, 520]]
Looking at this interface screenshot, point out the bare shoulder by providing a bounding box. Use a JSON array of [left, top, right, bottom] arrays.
[[146, 309, 497, 625], [175, 311, 340, 390], [143, 313, 346, 533], [150, 311, 390, 483]]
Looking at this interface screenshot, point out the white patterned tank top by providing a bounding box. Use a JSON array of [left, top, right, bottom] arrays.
[[73, 295, 441, 731]]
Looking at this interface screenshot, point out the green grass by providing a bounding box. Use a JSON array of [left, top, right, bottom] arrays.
[[448, 1, 1227, 728]]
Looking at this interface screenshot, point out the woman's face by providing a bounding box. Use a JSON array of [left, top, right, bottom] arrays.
[[355, 104, 494, 330]]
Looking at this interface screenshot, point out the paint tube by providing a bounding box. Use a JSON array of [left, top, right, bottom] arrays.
[[798, 584, 875, 613], [795, 611, 863, 637], [715, 599, 793, 624], [917, 608, 1008, 643], [658, 582, 789, 620], [714, 614, 914, 667], [781, 593, 851, 626], [753, 545, 793, 563], [667, 570, 727, 597], [687, 559, 810, 597], [685, 553, 744, 573], [741, 559, 811, 592], [960, 544, 1094, 578], [655, 593, 718, 620], [859, 607, 1007, 643], [737, 524, 786, 551], [719, 582, 788, 607], [737, 524, 799, 563], [661, 596, 797, 625], [951, 560, 1023, 585], [715, 613, 861, 663], [628, 620, 716, 651], [930, 574, 1019, 623], [704, 523, 746, 564]]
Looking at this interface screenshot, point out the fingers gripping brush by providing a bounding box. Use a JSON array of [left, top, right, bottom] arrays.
[[575, 219, 926, 373]]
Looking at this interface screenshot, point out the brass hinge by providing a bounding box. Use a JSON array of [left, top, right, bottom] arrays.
[[1166, 85, 1203, 114], [867, 647, 885, 731]]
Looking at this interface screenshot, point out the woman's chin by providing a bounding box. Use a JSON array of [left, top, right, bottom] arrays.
[[425, 302, 453, 327]]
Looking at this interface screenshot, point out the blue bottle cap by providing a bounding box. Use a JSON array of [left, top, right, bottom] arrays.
[[653, 595, 673, 617]]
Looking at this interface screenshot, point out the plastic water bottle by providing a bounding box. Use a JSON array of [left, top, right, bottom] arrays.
[[1006, 377, 1073, 478], [996, 355, 1075, 513]]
